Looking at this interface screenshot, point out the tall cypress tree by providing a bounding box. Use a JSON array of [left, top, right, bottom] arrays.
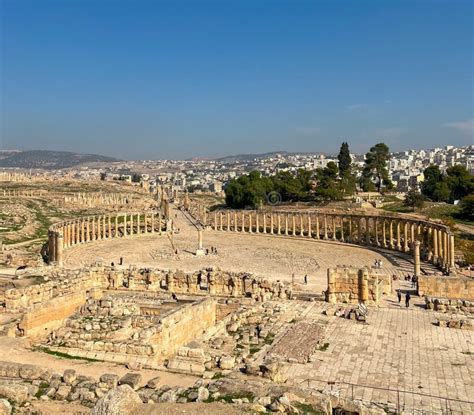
[[337, 142, 352, 176]]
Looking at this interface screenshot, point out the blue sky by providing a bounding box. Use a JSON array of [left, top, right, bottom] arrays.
[[1, 0, 473, 159]]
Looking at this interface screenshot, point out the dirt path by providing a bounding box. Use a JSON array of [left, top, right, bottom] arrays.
[[0, 337, 197, 388]]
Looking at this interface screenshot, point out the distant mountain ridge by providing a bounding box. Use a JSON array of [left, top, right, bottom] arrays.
[[0, 150, 121, 169]]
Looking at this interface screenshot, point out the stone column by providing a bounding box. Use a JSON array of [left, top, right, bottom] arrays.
[[130, 214, 134, 236], [227, 212, 231, 231], [277, 214, 281, 235], [123, 215, 127, 237], [48, 231, 55, 264], [150, 213, 155, 234], [374, 218, 379, 246], [404, 222, 409, 252], [196, 229, 204, 256], [396, 221, 401, 250], [103, 216, 107, 239], [241, 211, 245, 233], [158, 212, 163, 235], [449, 233, 455, 269], [432, 228, 438, 264], [410, 223, 415, 249], [316, 215, 320, 239], [255, 213, 259, 233], [389, 220, 394, 249], [263, 214, 267, 234], [382, 219, 386, 248], [358, 269, 369, 303], [324, 216, 329, 240], [136, 214, 141, 235], [76, 220, 81, 244], [308, 215, 312, 238], [285, 214, 289, 235], [56, 233, 64, 267], [332, 216, 337, 241], [443, 231, 448, 269], [292, 214, 296, 236], [108, 216, 112, 238], [249, 213, 253, 233], [234, 212, 238, 232], [438, 229, 443, 266], [413, 240, 421, 277], [86, 220, 90, 242], [219, 212, 223, 231], [115, 216, 119, 237], [270, 214, 274, 235], [81, 221, 85, 243], [144, 214, 148, 234], [366, 217, 371, 245], [213, 212, 218, 231], [300, 215, 304, 236], [425, 226, 433, 262], [340, 216, 344, 242]]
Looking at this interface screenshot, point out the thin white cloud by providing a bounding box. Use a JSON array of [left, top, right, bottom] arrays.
[[346, 104, 368, 111], [443, 119, 474, 135], [295, 126, 321, 135]]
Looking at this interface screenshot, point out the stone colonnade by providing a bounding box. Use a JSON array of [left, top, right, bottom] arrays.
[[1, 189, 47, 197], [196, 208, 454, 271], [48, 211, 168, 266]]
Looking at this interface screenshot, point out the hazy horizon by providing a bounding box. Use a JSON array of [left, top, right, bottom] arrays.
[[1, 0, 473, 159]]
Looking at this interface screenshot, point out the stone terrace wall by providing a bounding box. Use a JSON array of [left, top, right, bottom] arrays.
[[418, 275, 474, 301], [326, 266, 391, 305], [18, 290, 92, 338], [154, 298, 216, 359], [2, 268, 106, 311]]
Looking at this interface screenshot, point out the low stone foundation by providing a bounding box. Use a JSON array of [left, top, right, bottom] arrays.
[[418, 275, 474, 300]]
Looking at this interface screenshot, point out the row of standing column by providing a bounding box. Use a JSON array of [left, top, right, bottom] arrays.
[[48, 212, 167, 265], [210, 211, 455, 270]]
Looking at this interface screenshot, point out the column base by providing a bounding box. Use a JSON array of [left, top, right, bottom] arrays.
[[195, 249, 205, 256]]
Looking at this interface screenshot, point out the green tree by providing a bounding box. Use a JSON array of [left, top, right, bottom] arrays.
[[458, 194, 474, 221], [337, 142, 352, 176], [314, 162, 343, 200], [404, 190, 426, 211], [362, 143, 392, 192], [421, 165, 444, 201], [445, 165, 474, 202]]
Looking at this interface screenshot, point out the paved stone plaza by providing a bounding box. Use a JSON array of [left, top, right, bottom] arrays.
[[281, 302, 473, 413]]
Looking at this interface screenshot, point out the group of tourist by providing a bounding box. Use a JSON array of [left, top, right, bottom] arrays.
[[397, 289, 411, 307], [206, 246, 218, 255], [373, 259, 383, 269]]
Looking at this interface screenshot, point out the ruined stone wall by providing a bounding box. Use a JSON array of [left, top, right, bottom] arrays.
[[18, 290, 91, 338], [326, 267, 390, 305], [110, 267, 292, 301], [418, 275, 474, 301], [2, 268, 106, 311], [154, 298, 216, 359]]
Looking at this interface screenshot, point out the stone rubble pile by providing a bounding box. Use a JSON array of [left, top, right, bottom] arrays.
[[425, 296, 473, 314]]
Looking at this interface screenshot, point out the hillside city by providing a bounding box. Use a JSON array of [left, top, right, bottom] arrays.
[[2, 145, 472, 196]]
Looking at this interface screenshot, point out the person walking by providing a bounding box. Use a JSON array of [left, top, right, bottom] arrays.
[[405, 291, 411, 308], [304, 274, 308, 285], [397, 289, 402, 304], [412, 275, 417, 288]]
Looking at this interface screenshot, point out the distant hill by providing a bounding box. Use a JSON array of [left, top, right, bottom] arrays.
[[0, 150, 121, 169]]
